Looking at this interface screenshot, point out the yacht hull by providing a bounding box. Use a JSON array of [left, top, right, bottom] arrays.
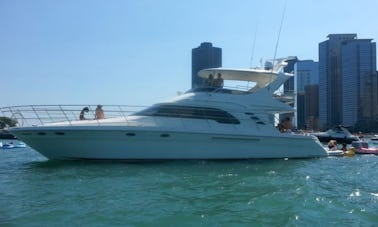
[[11, 127, 327, 160]]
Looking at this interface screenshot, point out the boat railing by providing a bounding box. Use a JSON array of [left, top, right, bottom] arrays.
[[0, 105, 146, 127], [1, 104, 275, 131], [185, 84, 257, 95]]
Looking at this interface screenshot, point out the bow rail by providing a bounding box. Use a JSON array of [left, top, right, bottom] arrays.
[[0, 105, 146, 127]]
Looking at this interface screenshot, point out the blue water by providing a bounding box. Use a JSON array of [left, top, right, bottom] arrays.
[[1, 142, 378, 226]]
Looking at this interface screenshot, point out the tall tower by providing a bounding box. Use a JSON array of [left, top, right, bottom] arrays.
[[294, 60, 319, 130], [305, 84, 320, 131], [318, 34, 357, 129], [341, 39, 376, 130], [191, 42, 222, 88], [319, 34, 377, 131]]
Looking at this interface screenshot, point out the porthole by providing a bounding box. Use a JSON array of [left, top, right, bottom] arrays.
[[126, 132, 136, 137], [160, 133, 170, 138]]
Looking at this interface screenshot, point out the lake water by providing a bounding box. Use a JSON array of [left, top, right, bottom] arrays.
[[1, 142, 378, 226]]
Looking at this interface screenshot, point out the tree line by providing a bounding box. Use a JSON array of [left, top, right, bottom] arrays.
[[0, 117, 18, 129]]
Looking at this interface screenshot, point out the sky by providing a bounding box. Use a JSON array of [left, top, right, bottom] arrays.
[[1, 0, 378, 107]]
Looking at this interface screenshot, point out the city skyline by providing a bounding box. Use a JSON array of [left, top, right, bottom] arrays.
[[1, 0, 378, 107], [292, 34, 377, 131], [319, 34, 377, 130]]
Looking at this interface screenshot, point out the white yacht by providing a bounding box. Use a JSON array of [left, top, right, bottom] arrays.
[[2, 61, 327, 160]]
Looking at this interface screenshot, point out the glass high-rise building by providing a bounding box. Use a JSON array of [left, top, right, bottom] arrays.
[[305, 84, 320, 131], [295, 60, 319, 93], [341, 39, 376, 130], [294, 60, 319, 130], [191, 42, 222, 88], [319, 34, 357, 129], [319, 34, 377, 131]]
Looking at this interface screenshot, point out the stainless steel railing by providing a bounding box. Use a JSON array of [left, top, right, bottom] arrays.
[[0, 104, 277, 131], [0, 105, 146, 127]]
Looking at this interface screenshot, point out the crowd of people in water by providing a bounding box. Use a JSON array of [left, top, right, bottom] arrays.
[[79, 105, 104, 120]]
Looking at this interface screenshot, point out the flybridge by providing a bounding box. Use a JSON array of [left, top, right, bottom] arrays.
[[197, 57, 294, 95]]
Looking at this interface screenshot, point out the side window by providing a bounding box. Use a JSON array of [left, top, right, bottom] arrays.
[[204, 109, 240, 124], [134, 105, 240, 124]]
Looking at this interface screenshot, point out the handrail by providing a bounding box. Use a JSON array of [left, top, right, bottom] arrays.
[[0, 105, 146, 127], [32, 105, 43, 126], [0, 104, 276, 130], [185, 84, 256, 95]]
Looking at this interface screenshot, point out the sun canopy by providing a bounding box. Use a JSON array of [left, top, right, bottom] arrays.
[[198, 68, 278, 88]]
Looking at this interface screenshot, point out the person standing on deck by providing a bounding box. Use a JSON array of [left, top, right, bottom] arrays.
[[95, 105, 104, 119], [79, 107, 89, 120]]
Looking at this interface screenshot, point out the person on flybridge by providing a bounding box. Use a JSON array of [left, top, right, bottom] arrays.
[[213, 73, 224, 88], [205, 74, 214, 87], [204, 73, 223, 88]]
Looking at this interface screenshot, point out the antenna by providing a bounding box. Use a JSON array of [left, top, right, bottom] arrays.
[[272, 0, 288, 66], [267, 0, 288, 91], [249, 23, 259, 68]]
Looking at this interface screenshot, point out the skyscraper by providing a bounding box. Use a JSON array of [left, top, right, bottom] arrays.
[[304, 84, 319, 131], [295, 60, 319, 93], [191, 42, 222, 88], [341, 39, 377, 130], [294, 60, 319, 130], [319, 34, 357, 129], [319, 34, 377, 131]]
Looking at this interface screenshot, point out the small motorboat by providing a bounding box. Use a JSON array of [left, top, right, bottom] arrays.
[[370, 135, 378, 141], [1, 142, 26, 149], [311, 125, 360, 144], [0, 131, 17, 139], [2, 142, 15, 149], [351, 141, 378, 155], [326, 147, 355, 157]]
